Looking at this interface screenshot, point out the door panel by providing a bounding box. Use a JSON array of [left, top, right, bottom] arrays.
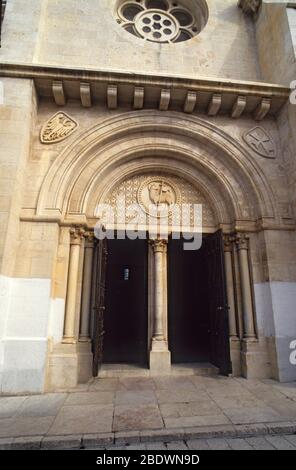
[[204, 230, 232, 376], [168, 238, 211, 363], [92, 238, 108, 377], [103, 239, 148, 364]]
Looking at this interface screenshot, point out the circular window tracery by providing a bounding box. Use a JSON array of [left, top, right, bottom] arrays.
[[116, 0, 208, 44]]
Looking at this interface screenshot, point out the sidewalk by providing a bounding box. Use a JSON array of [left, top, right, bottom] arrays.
[[0, 375, 296, 449]]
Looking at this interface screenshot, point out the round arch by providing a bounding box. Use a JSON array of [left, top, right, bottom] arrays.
[[37, 110, 280, 228]]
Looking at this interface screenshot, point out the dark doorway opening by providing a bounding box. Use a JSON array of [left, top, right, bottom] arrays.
[[103, 238, 148, 365], [168, 236, 211, 363], [168, 231, 232, 375]]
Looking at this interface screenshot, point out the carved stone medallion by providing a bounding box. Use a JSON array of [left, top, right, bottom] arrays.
[[40, 112, 78, 144], [137, 177, 181, 217], [243, 126, 276, 159]]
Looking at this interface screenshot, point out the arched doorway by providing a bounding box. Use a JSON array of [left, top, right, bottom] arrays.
[[38, 111, 279, 388]]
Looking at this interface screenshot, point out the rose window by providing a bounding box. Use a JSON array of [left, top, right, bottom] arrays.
[[116, 0, 209, 43]]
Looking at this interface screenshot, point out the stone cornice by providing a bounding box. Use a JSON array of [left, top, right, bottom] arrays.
[[0, 62, 290, 119]]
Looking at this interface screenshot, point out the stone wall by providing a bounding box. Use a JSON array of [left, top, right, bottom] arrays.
[[0, 0, 261, 81]]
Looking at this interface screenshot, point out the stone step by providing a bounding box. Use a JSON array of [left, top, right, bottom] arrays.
[[98, 363, 219, 378]]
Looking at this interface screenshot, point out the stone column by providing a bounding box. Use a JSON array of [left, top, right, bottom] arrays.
[[236, 233, 256, 339], [63, 227, 84, 344], [223, 235, 238, 339], [149, 239, 171, 373], [79, 231, 94, 342]]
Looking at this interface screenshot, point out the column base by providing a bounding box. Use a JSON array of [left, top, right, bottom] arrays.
[[78, 336, 92, 343], [77, 341, 93, 383], [149, 350, 171, 375], [229, 337, 242, 377], [62, 336, 77, 345], [46, 343, 79, 391], [241, 338, 272, 379]]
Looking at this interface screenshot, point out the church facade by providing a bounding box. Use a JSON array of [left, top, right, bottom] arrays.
[[0, 0, 296, 395]]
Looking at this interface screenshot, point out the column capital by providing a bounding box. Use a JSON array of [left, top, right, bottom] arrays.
[[223, 234, 234, 252], [235, 233, 249, 251], [149, 239, 168, 253], [70, 227, 85, 245], [238, 0, 261, 17], [84, 230, 95, 247]]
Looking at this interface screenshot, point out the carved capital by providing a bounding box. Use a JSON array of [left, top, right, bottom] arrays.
[[223, 234, 234, 253], [84, 230, 95, 247], [70, 227, 85, 245], [238, 0, 261, 17], [235, 233, 249, 251], [150, 239, 168, 253]]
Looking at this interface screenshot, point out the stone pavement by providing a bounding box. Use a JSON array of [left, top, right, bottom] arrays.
[[1, 375, 296, 449]]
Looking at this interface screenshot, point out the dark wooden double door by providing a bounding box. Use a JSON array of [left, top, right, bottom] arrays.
[[92, 231, 231, 376], [168, 231, 232, 376]]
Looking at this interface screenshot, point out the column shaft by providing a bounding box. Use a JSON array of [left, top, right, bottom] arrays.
[[224, 237, 238, 338], [63, 228, 84, 344], [79, 233, 94, 341], [236, 234, 256, 339]]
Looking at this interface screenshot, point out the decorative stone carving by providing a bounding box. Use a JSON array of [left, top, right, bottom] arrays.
[[243, 126, 276, 159], [69, 226, 85, 245], [40, 112, 78, 144], [104, 173, 216, 227], [137, 177, 180, 217], [238, 0, 261, 17]]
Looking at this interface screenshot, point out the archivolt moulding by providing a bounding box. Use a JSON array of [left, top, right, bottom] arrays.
[[36, 110, 279, 228]]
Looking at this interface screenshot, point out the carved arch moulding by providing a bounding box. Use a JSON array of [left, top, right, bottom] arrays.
[[35, 111, 281, 231]]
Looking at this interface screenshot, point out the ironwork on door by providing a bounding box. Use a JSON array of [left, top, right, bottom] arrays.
[[204, 230, 232, 376], [92, 238, 108, 377]]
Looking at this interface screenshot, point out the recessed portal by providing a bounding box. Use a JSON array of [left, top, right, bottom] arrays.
[[168, 237, 211, 363], [168, 231, 232, 375], [103, 238, 148, 365]]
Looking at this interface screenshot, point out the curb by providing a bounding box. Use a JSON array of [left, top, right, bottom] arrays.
[[0, 421, 296, 450]]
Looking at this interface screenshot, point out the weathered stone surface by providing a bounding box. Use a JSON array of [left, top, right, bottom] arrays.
[[42, 435, 82, 450]]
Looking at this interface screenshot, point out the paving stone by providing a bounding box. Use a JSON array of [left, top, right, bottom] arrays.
[[246, 436, 277, 450], [145, 442, 167, 450], [266, 422, 296, 434], [115, 390, 157, 406], [156, 389, 209, 404], [226, 438, 253, 450], [140, 428, 185, 443], [183, 424, 236, 440], [153, 377, 198, 392], [166, 441, 188, 450], [223, 406, 282, 425], [160, 400, 221, 418], [126, 443, 146, 450], [283, 434, 296, 447], [164, 413, 230, 429], [234, 423, 268, 437], [16, 394, 67, 417], [11, 436, 42, 450], [0, 416, 55, 438], [265, 435, 296, 450], [115, 430, 140, 444], [0, 438, 13, 450], [113, 404, 163, 432], [186, 439, 210, 450], [89, 379, 119, 392], [82, 433, 114, 448], [118, 378, 156, 391], [0, 397, 27, 419], [65, 391, 114, 406], [207, 438, 231, 450], [42, 435, 82, 449], [48, 404, 113, 435]]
